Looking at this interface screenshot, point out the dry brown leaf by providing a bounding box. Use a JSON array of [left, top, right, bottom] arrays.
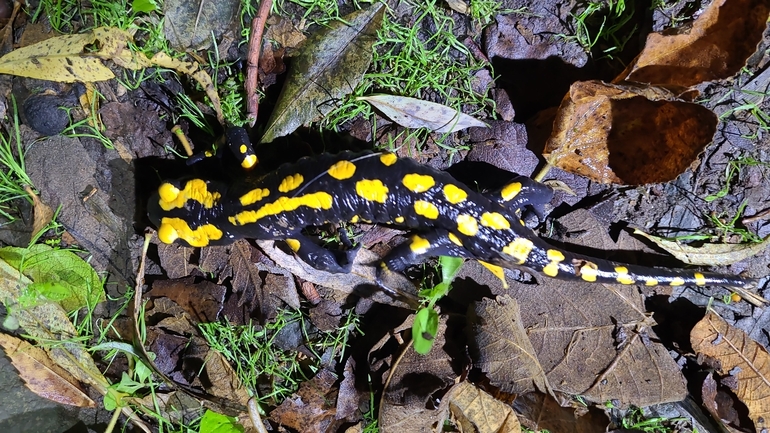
[[543, 80, 717, 185], [437, 381, 521, 433], [269, 369, 339, 432], [27, 185, 54, 240], [691, 311, 770, 432], [445, 0, 469, 14], [633, 229, 770, 266], [379, 315, 458, 432], [621, 0, 770, 90], [513, 392, 610, 432], [457, 258, 687, 407], [359, 94, 487, 133], [0, 333, 95, 407], [467, 296, 551, 395]]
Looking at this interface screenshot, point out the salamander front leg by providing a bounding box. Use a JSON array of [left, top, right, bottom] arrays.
[[283, 234, 360, 274]]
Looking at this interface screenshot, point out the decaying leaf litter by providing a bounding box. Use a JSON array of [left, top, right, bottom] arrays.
[[0, 0, 768, 432]]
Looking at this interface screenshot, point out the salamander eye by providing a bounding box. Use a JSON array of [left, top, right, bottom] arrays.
[[158, 221, 179, 243]]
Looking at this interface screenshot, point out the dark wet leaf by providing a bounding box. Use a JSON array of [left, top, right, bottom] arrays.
[[543, 80, 717, 185], [163, 0, 239, 51], [149, 277, 226, 323], [513, 392, 610, 432], [269, 369, 340, 432], [260, 4, 385, 143]]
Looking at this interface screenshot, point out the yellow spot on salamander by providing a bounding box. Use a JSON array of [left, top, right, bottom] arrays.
[[350, 215, 360, 223], [229, 192, 333, 225], [239, 188, 270, 206], [501, 182, 522, 201], [157, 217, 223, 247], [241, 154, 258, 169], [380, 153, 398, 166], [542, 262, 559, 277], [479, 261, 508, 289], [328, 160, 356, 180], [286, 238, 301, 252], [480, 212, 510, 230], [443, 184, 467, 204], [456, 214, 478, 236], [394, 216, 405, 223], [356, 179, 389, 203], [159, 179, 221, 211], [279, 173, 304, 193], [414, 200, 439, 219], [670, 277, 685, 286], [239, 144, 248, 154], [614, 266, 635, 285], [644, 278, 659, 286], [402, 173, 435, 193], [448, 232, 463, 246], [410, 235, 430, 254], [579, 261, 599, 282], [541, 250, 565, 278], [694, 272, 706, 286], [546, 249, 565, 262], [502, 238, 534, 264]]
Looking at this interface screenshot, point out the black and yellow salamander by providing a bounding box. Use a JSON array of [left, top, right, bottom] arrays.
[[148, 129, 756, 289]]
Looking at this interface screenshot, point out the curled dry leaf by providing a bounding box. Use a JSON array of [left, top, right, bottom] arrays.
[[437, 382, 521, 433], [0, 333, 95, 407], [543, 80, 717, 185], [358, 94, 488, 133], [620, 0, 770, 91], [633, 229, 770, 266], [691, 311, 770, 432]]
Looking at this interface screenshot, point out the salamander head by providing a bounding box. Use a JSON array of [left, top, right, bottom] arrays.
[[147, 178, 238, 247]]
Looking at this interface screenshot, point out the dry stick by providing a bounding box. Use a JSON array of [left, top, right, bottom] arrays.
[[246, 0, 274, 127]]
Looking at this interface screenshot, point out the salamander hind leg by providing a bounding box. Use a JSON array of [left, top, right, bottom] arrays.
[[377, 230, 474, 281]]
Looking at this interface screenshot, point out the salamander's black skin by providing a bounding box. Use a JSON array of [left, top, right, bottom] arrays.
[[148, 130, 755, 289]]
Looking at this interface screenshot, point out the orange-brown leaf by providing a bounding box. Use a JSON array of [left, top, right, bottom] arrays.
[[691, 311, 770, 432], [622, 0, 770, 90], [543, 80, 716, 185], [0, 333, 95, 407]]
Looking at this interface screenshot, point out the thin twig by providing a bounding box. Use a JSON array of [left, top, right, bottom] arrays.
[[246, 0, 274, 127]]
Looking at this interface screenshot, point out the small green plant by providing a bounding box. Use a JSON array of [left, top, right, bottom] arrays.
[[0, 98, 35, 223], [412, 255, 463, 355], [559, 0, 637, 58], [620, 406, 690, 433], [62, 96, 116, 149], [361, 376, 379, 433], [705, 155, 770, 202], [323, 0, 495, 151], [707, 200, 761, 243], [199, 307, 359, 405]]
